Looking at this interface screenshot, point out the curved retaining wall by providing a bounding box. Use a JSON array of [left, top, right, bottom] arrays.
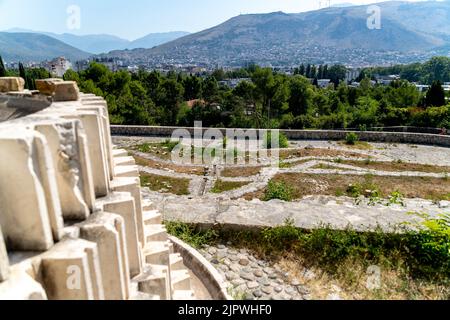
[[111, 125, 450, 148]]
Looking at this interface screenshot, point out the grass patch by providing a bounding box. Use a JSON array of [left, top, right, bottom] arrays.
[[246, 173, 450, 201], [140, 173, 190, 195], [339, 160, 450, 174], [279, 148, 367, 161], [311, 163, 349, 171], [165, 221, 218, 248], [339, 141, 373, 150], [166, 218, 450, 300], [132, 154, 205, 176], [211, 180, 250, 193], [263, 181, 294, 201], [133, 140, 179, 160], [263, 131, 289, 149], [221, 166, 262, 177]]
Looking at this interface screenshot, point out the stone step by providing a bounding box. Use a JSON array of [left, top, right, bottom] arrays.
[[143, 241, 170, 266], [171, 270, 191, 291], [143, 210, 163, 225], [114, 156, 136, 166], [145, 225, 168, 243], [142, 199, 155, 211], [134, 265, 171, 300], [168, 242, 174, 254], [113, 149, 129, 158], [115, 165, 139, 178], [129, 292, 160, 300], [172, 290, 195, 300], [169, 253, 184, 271]]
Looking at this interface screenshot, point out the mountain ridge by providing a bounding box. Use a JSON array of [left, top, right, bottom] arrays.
[[2, 29, 190, 54], [104, 1, 450, 66]]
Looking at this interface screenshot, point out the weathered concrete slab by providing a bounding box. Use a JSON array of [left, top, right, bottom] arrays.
[[0, 129, 55, 251], [40, 239, 104, 300], [78, 212, 130, 300], [147, 192, 446, 233], [0, 77, 25, 92], [0, 227, 9, 282]]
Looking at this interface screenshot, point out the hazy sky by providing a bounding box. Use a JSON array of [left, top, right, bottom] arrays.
[[0, 0, 436, 40]]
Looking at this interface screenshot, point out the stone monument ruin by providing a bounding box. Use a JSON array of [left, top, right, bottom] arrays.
[[0, 77, 195, 300]]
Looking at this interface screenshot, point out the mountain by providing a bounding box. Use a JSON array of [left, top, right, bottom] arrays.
[[104, 1, 450, 66], [128, 31, 190, 49], [0, 32, 91, 62], [3, 29, 190, 54]]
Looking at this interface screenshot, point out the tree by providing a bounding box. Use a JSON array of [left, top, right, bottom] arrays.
[[426, 81, 446, 108], [202, 76, 219, 102], [183, 76, 202, 100], [288, 76, 313, 116], [18, 62, 26, 80], [317, 65, 324, 79], [422, 57, 450, 84], [0, 55, 6, 77], [328, 65, 347, 87], [18, 62, 33, 89], [305, 64, 311, 78], [299, 64, 305, 76]]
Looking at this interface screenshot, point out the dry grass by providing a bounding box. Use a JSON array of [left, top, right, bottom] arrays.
[[341, 160, 450, 174], [221, 166, 262, 177], [133, 154, 205, 176], [279, 148, 367, 160], [211, 180, 250, 193], [338, 141, 374, 150], [245, 173, 450, 201], [276, 254, 449, 300], [140, 173, 190, 195], [311, 164, 350, 171]]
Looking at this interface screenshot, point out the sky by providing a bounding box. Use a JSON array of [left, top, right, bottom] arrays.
[[0, 0, 438, 40]]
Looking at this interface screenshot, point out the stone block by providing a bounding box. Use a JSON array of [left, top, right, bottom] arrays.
[[0, 77, 25, 92], [34, 120, 91, 220], [0, 227, 9, 282], [63, 111, 110, 197], [134, 265, 171, 300], [111, 177, 145, 245], [40, 239, 104, 300], [78, 102, 114, 180], [0, 130, 55, 251], [0, 266, 47, 300], [36, 79, 80, 102], [96, 192, 142, 278], [78, 212, 130, 300]]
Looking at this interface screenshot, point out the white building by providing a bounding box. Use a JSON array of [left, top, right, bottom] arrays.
[[44, 57, 72, 77]]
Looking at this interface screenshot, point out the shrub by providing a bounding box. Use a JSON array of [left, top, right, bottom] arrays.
[[163, 139, 179, 152], [407, 212, 450, 276], [165, 221, 218, 248], [263, 131, 289, 149], [345, 132, 359, 145], [264, 180, 293, 201]]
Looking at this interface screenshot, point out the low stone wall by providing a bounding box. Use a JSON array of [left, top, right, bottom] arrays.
[[169, 236, 231, 300], [111, 125, 450, 147]]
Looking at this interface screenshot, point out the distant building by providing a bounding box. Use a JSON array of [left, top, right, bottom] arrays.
[[43, 57, 72, 77], [345, 69, 361, 82], [218, 78, 251, 89], [375, 74, 400, 86], [415, 84, 430, 93], [317, 79, 332, 89]]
